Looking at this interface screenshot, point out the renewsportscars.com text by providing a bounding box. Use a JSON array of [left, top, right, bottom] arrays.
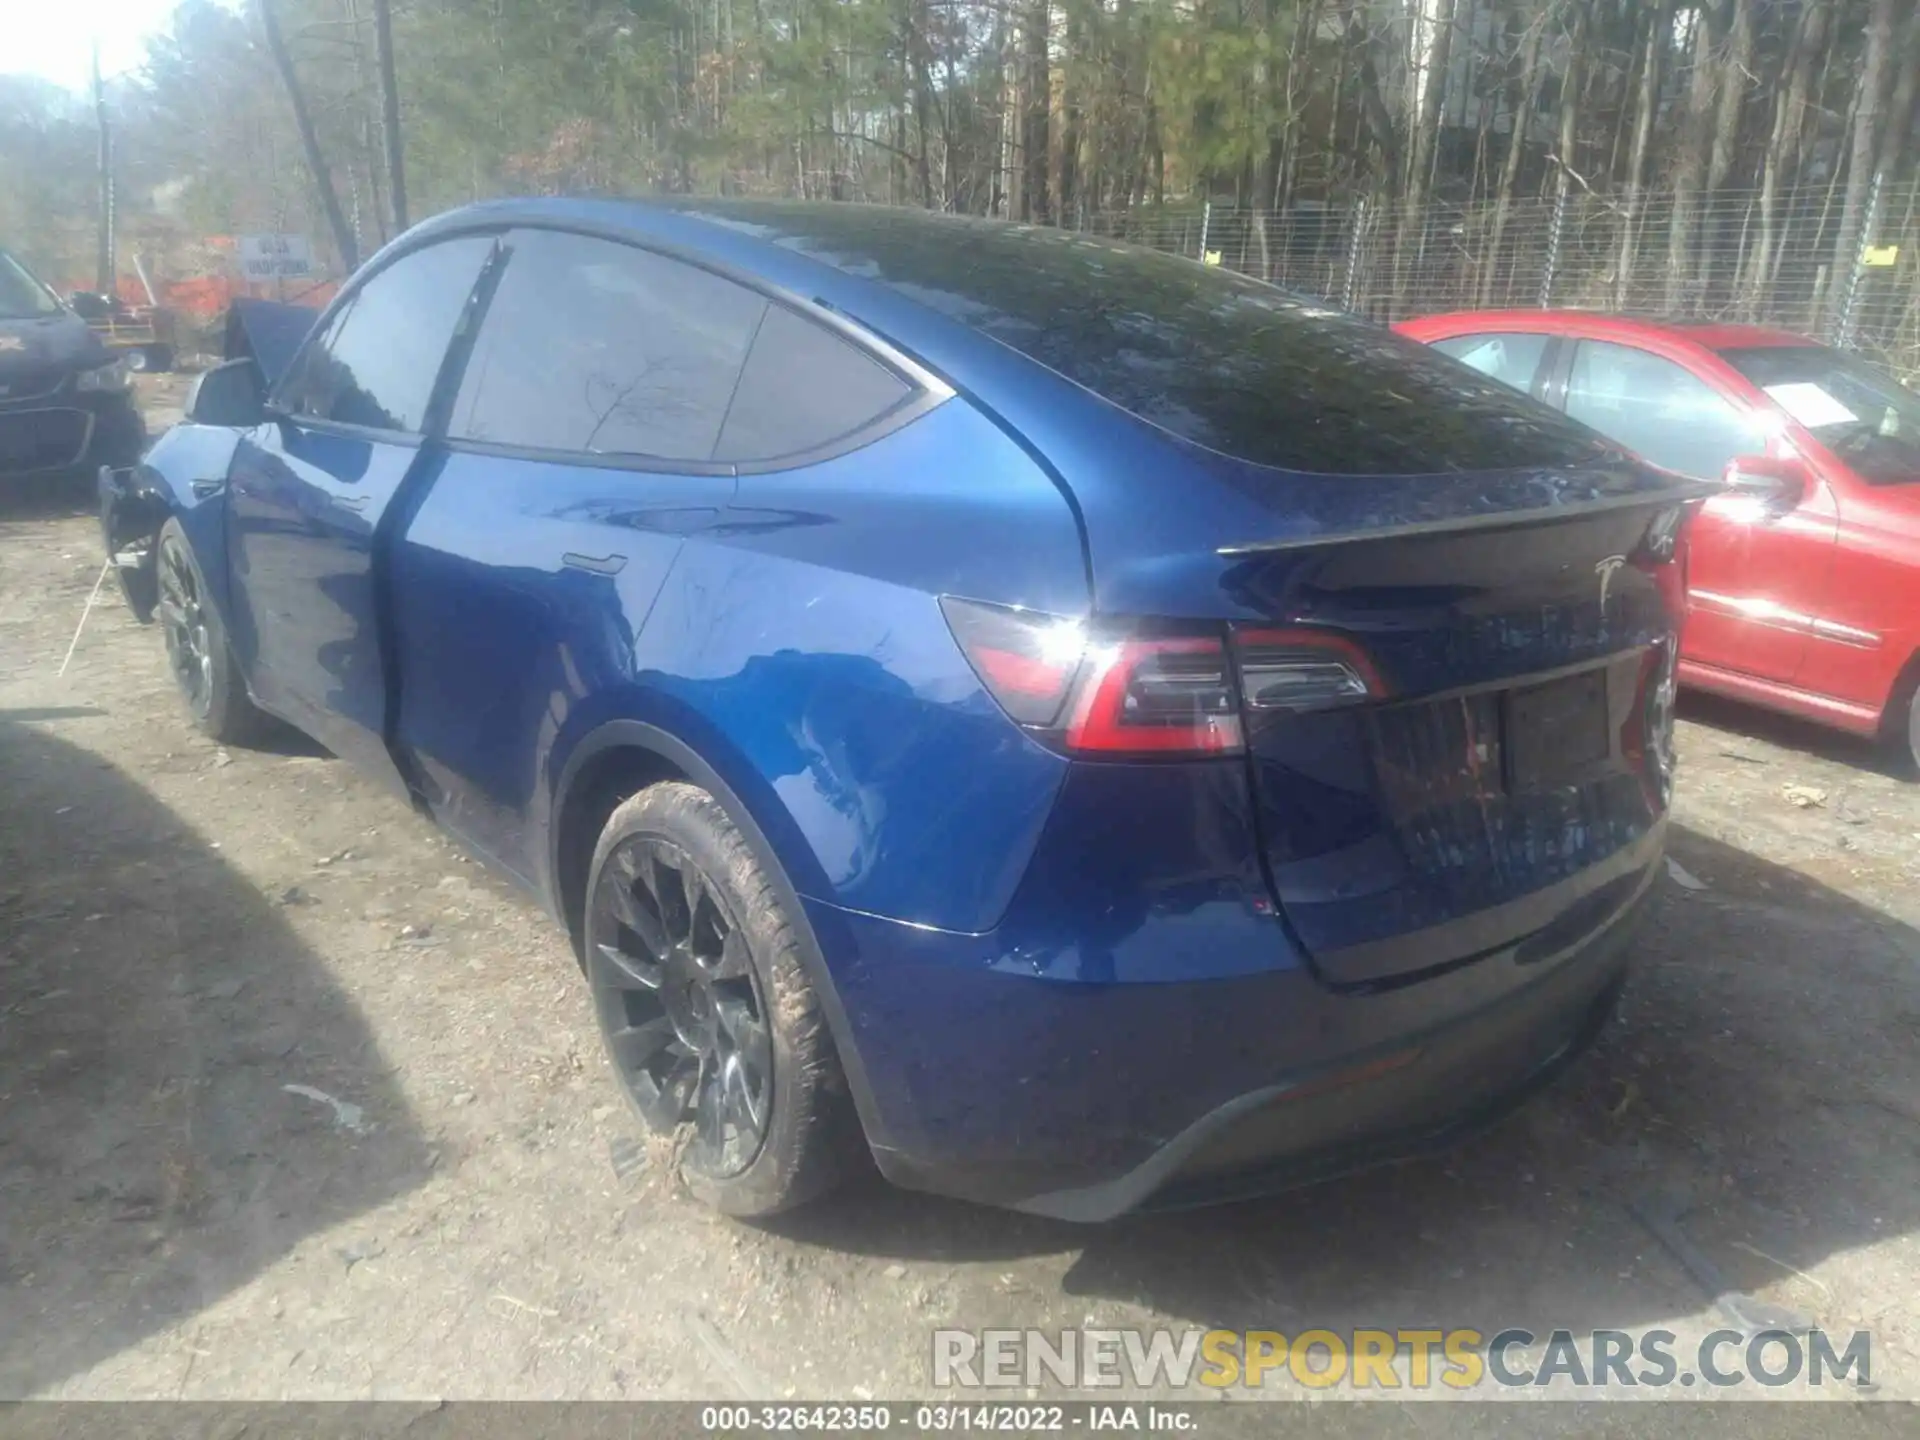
[[932, 1327, 1873, 1393]]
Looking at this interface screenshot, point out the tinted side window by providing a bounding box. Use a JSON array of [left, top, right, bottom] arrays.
[[715, 304, 914, 463], [452, 230, 764, 461], [277, 236, 493, 433], [1431, 332, 1550, 394], [1565, 340, 1763, 481]]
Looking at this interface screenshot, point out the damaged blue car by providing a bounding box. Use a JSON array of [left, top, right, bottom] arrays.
[[101, 199, 1702, 1219]]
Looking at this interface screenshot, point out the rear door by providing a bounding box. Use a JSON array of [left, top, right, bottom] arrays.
[[1556, 337, 1835, 685], [226, 235, 495, 791], [387, 229, 773, 883]]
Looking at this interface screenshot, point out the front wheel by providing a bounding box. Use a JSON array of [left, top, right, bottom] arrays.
[[155, 520, 269, 745], [584, 781, 862, 1216]]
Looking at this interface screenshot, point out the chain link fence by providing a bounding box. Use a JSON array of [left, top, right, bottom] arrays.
[[1084, 180, 1920, 377]]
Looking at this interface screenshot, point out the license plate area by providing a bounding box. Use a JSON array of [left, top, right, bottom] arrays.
[[1505, 668, 1611, 790]]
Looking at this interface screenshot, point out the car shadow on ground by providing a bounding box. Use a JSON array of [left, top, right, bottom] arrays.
[[0, 474, 102, 525], [770, 825, 1920, 1342], [0, 714, 432, 1397], [1680, 689, 1911, 780]]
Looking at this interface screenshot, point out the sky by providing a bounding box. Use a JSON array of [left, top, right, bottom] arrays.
[[3, 0, 183, 94]]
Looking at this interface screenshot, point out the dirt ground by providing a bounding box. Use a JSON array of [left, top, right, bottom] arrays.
[[3, 374, 1919, 1409]]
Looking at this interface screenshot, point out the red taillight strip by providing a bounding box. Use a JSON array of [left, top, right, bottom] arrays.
[[1062, 637, 1245, 755]]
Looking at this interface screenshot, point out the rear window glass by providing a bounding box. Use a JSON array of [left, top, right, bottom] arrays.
[[685, 203, 1614, 475]]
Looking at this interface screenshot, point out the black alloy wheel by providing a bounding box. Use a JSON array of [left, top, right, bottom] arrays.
[[156, 527, 215, 722], [589, 833, 775, 1179]]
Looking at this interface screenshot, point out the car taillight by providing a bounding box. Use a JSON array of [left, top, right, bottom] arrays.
[[942, 598, 1242, 756], [1062, 637, 1243, 754], [1233, 628, 1384, 713], [938, 596, 1089, 726], [942, 600, 1384, 758]]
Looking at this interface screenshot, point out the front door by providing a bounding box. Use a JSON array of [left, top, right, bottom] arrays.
[[226, 235, 495, 791], [1559, 337, 1836, 685]]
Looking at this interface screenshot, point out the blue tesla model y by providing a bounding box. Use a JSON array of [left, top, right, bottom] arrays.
[[101, 199, 1702, 1219]]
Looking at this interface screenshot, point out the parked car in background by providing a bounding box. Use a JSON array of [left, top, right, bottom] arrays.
[[103, 201, 1703, 1219], [1398, 312, 1920, 770], [0, 246, 145, 483]]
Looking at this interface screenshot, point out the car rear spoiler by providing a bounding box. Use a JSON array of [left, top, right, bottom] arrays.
[[1216, 477, 1721, 557]]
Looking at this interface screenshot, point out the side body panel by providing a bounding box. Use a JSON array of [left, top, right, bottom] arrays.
[[226, 422, 424, 792], [394, 395, 1090, 933], [103, 423, 245, 621], [1779, 459, 1920, 721], [390, 453, 733, 888]]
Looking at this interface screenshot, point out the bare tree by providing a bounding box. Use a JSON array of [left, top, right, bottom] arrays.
[[1482, 3, 1548, 305], [372, 0, 408, 231], [1744, 0, 1830, 304], [1872, 1, 1920, 188], [259, 0, 359, 271], [1394, 0, 1459, 309], [1615, 0, 1670, 306], [1663, 0, 1723, 313], [1828, 0, 1898, 325], [1020, 0, 1050, 222]]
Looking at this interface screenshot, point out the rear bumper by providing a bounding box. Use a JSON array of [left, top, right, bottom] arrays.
[[810, 850, 1652, 1220]]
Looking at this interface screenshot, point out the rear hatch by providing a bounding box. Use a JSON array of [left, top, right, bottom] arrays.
[[763, 213, 1707, 985], [1220, 474, 1693, 985]]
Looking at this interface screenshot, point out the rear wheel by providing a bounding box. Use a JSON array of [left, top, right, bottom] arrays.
[[1902, 684, 1920, 778], [155, 520, 269, 745], [585, 781, 860, 1215]]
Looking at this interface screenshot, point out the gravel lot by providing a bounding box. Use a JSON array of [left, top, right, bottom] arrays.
[[3, 376, 1919, 1411]]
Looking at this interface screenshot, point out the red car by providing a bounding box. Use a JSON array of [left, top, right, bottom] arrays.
[[1397, 311, 1920, 769]]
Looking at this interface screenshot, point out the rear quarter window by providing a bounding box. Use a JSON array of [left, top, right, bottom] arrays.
[[714, 304, 914, 464]]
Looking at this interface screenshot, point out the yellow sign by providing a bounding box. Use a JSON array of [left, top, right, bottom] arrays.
[[1863, 245, 1900, 268], [1202, 250, 1222, 266]]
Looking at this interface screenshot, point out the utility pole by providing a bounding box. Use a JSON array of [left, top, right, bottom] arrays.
[[94, 42, 115, 297]]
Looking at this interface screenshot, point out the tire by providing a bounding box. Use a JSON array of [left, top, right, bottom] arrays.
[[124, 347, 150, 373], [155, 520, 270, 745], [584, 780, 862, 1216], [1900, 682, 1920, 778]]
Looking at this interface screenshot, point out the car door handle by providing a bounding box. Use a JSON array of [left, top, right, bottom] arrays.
[[191, 478, 225, 498], [562, 552, 628, 575]]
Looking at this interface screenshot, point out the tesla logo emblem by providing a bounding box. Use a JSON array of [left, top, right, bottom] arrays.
[[0, 336, 24, 352], [1595, 555, 1628, 610]]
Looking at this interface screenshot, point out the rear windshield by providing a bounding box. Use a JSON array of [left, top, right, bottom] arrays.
[[692, 203, 1615, 475], [1720, 345, 1920, 487]]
